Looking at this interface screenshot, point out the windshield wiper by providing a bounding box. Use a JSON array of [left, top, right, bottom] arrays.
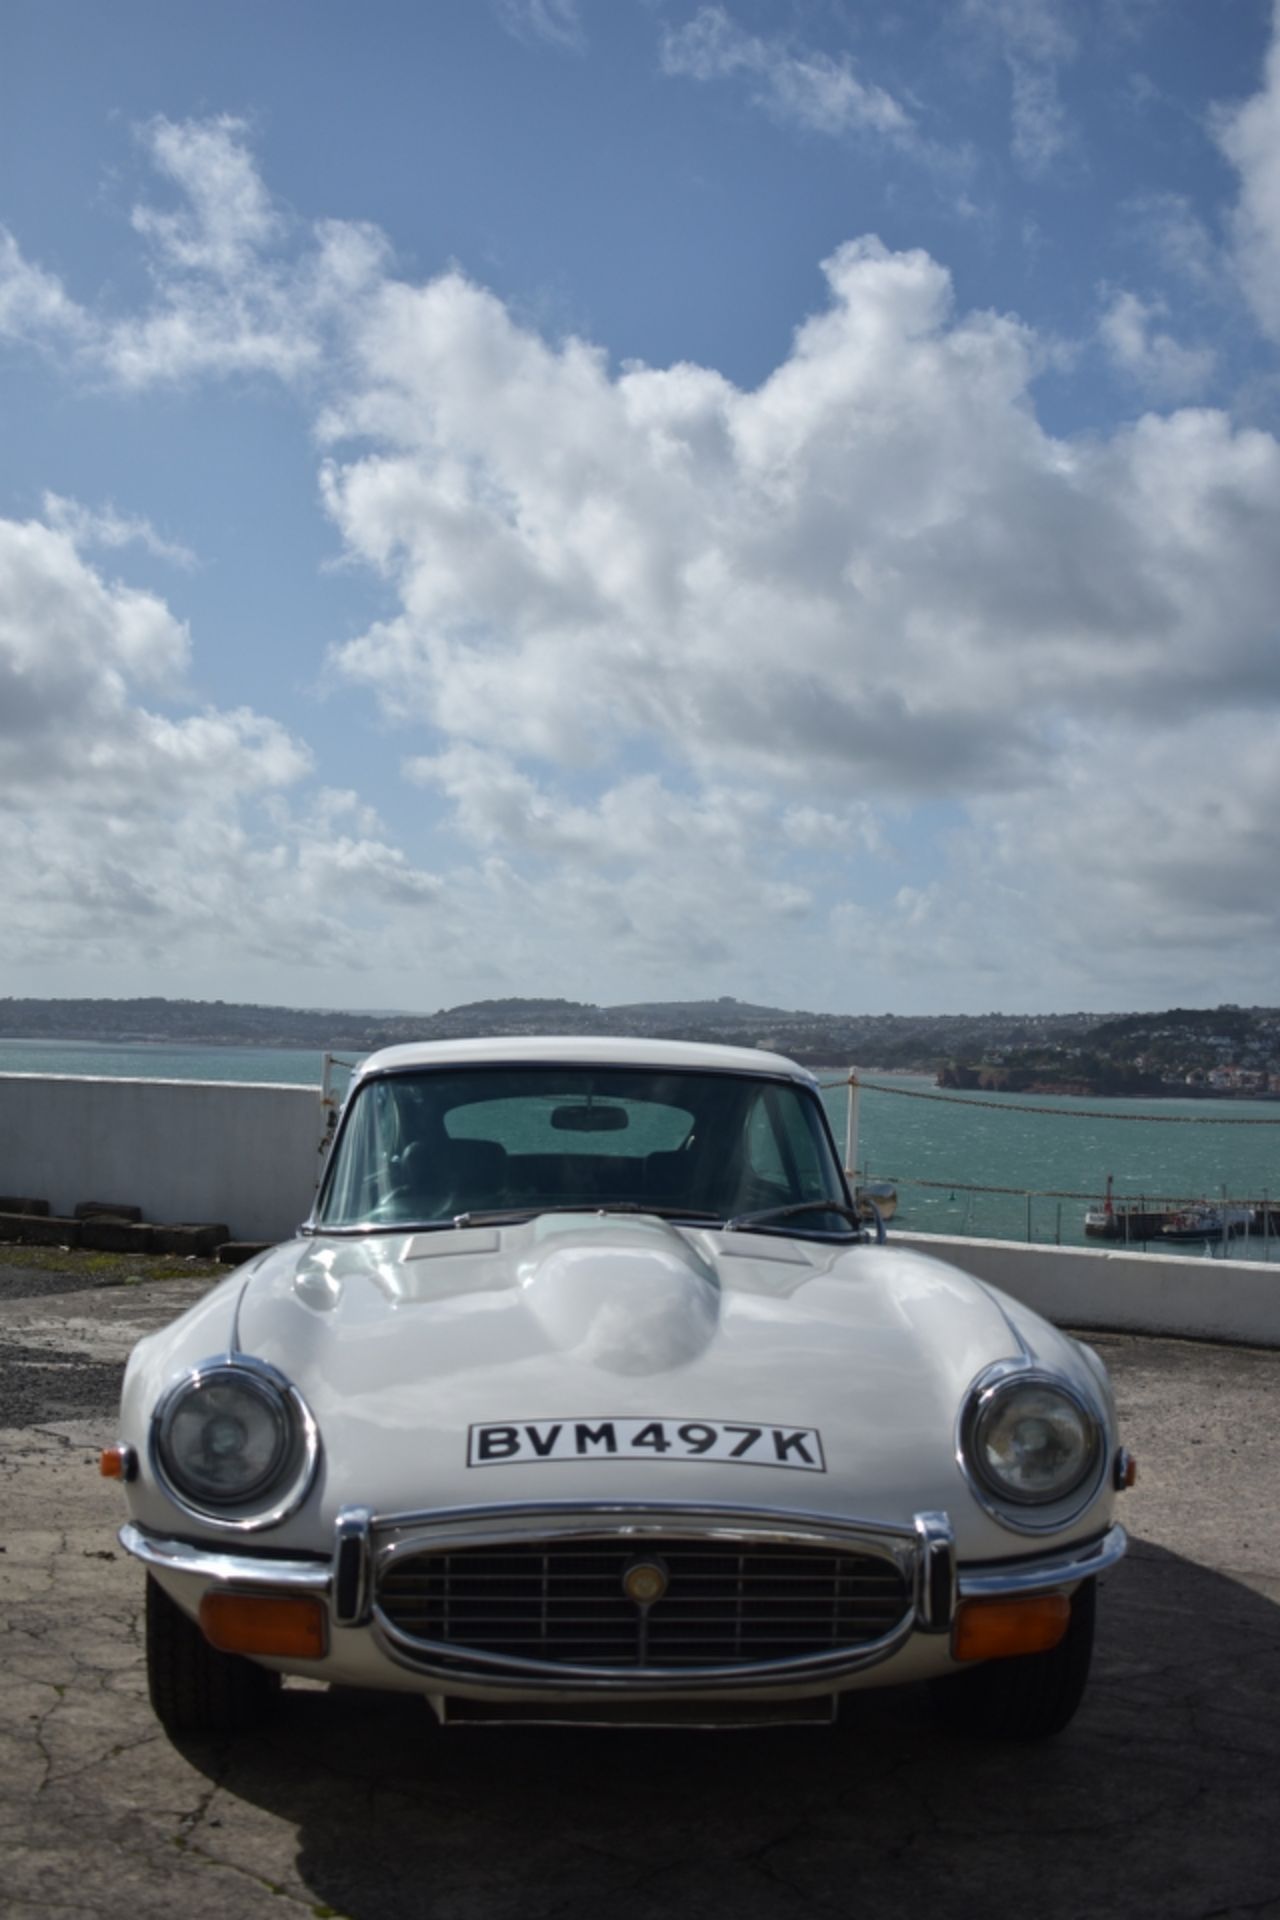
[[452, 1202, 723, 1228], [722, 1199, 881, 1243]]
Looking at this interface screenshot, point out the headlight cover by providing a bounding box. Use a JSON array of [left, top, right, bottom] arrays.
[[961, 1368, 1102, 1525], [152, 1358, 319, 1528]]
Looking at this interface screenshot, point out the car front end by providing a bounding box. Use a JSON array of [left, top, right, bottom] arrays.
[[108, 1039, 1129, 1737]]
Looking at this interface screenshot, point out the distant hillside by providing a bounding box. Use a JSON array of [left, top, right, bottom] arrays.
[[0, 992, 1117, 1071], [938, 1004, 1280, 1096]]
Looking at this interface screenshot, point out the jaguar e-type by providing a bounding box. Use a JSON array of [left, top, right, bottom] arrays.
[[107, 1038, 1129, 1740]]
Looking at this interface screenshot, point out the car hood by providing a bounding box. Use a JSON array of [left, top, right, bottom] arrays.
[[197, 1214, 1109, 1556]]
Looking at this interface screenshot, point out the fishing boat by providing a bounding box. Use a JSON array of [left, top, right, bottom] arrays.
[[1160, 1203, 1255, 1243], [1084, 1174, 1173, 1241]]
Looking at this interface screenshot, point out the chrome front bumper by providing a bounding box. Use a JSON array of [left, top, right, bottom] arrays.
[[121, 1503, 1127, 1693]]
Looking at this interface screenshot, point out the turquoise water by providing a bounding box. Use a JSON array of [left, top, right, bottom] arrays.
[[0, 1037, 339, 1085], [2, 1040, 1277, 1259], [819, 1073, 1280, 1258]]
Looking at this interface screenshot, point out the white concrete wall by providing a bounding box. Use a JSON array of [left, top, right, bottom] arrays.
[[2, 1072, 1278, 1341], [0, 1075, 324, 1244], [899, 1231, 1280, 1348]]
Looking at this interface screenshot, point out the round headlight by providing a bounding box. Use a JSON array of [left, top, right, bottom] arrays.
[[155, 1364, 307, 1514], [968, 1378, 1099, 1507]]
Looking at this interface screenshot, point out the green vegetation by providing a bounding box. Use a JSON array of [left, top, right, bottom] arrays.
[[3, 995, 1277, 1092], [0, 992, 1112, 1071], [940, 1006, 1280, 1097], [0, 1244, 225, 1284]]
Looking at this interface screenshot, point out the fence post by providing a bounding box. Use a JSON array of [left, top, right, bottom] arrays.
[[845, 1068, 860, 1186]]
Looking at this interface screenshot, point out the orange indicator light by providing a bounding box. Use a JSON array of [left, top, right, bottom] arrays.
[[199, 1593, 328, 1660], [99, 1446, 134, 1480], [952, 1593, 1071, 1662]]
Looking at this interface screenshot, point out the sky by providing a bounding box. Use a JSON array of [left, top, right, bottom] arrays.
[[2, 0, 1279, 1020]]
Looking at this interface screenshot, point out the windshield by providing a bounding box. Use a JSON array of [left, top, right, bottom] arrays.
[[314, 1064, 850, 1232]]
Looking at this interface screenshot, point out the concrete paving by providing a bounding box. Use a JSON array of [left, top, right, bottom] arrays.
[[2, 1253, 1278, 1920]]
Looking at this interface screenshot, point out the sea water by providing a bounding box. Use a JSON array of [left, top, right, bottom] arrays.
[[2, 1040, 1276, 1258], [0, 1036, 336, 1085], [822, 1072, 1280, 1258]]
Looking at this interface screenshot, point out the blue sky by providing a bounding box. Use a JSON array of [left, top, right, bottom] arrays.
[[2, 0, 1279, 1018]]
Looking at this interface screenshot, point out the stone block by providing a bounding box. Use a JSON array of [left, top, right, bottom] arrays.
[[0, 1213, 81, 1247], [74, 1200, 143, 1222], [216, 1241, 272, 1266], [0, 1196, 50, 1216], [79, 1219, 155, 1253], [149, 1223, 231, 1257]]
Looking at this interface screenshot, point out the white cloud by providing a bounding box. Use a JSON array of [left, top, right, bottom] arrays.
[[0, 515, 190, 744], [1098, 291, 1216, 398], [308, 224, 1280, 1002], [1124, 191, 1222, 293], [114, 124, 391, 389], [495, 0, 585, 53], [41, 492, 198, 569], [130, 114, 283, 278], [0, 229, 90, 345], [404, 748, 817, 979], [100, 118, 322, 387], [322, 237, 1280, 810], [962, 0, 1076, 174], [782, 803, 886, 857], [968, 713, 1280, 988], [0, 507, 446, 982], [6, 112, 1280, 1006], [661, 7, 912, 140], [1215, 7, 1280, 344], [410, 745, 806, 891], [1007, 62, 1071, 172], [3, 118, 387, 391], [963, 0, 1075, 66]]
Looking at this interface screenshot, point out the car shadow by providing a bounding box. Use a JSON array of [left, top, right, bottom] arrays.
[[173, 1540, 1280, 1920]]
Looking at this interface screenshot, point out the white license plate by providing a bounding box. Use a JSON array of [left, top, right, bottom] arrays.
[[467, 1417, 825, 1471]]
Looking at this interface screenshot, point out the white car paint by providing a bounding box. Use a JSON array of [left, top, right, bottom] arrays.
[[114, 1037, 1126, 1726]]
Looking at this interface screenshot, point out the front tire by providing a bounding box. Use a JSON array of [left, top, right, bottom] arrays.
[[145, 1574, 280, 1735], [928, 1578, 1096, 1740]]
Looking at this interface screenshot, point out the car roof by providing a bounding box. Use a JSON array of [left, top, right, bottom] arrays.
[[350, 1034, 819, 1086]]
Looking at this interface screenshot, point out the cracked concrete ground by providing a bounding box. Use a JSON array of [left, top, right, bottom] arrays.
[[1, 1251, 1278, 1920]]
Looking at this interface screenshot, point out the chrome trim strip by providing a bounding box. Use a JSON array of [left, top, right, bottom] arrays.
[[118, 1522, 331, 1592], [371, 1616, 917, 1693], [957, 1524, 1128, 1598], [913, 1511, 957, 1633], [969, 1285, 1037, 1363], [147, 1353, 322, 1534], [333, 1506, 373, 1626], [228, 1273, 256, 1356], [369, 1497, 923, 1544]]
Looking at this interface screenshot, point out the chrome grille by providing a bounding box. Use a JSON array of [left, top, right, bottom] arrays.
[[377, 1536, 911, 1671]]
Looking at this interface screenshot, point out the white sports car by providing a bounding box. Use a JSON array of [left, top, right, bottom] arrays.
[[107, 1038, 1129, 1740]]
